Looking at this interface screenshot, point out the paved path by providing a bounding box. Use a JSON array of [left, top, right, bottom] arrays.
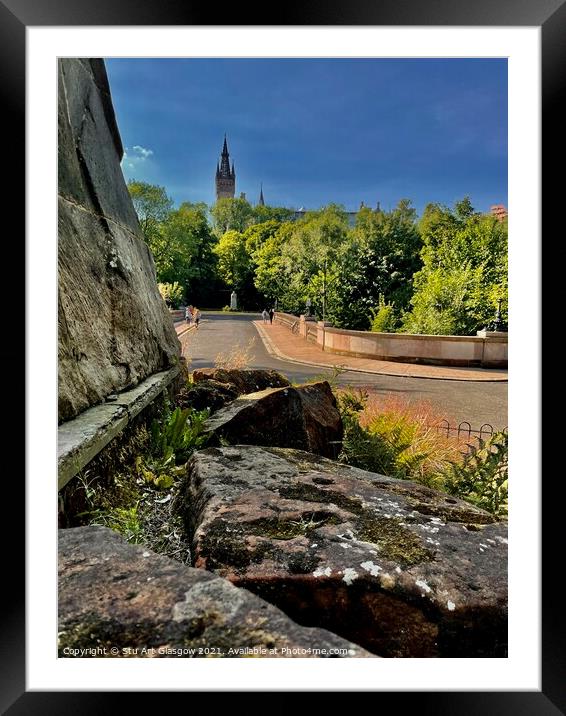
[[255, 320, 507, 382], [178, 313, 508, 430]]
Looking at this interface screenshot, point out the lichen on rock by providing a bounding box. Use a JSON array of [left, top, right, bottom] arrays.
[[58, 526, 370, 658], [177, 445, 508, 658]]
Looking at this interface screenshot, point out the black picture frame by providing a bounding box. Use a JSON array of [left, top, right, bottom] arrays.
[[8, 0, 554, 709]]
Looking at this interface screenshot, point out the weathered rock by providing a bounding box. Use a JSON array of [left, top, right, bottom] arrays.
[[191, 368, 290, 395], [177, 446, 508, 658], [58, 59, 180, 422], [176, 379, 239, 414], [58, 526, 370, 658], [203, 382, 343, 459]]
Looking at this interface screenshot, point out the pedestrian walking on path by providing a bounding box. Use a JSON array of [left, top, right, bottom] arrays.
[[262, 309, 269, 324], [194, 308, 201, 328], [269, 307, 275, 324], [185, 305, 193, 324]]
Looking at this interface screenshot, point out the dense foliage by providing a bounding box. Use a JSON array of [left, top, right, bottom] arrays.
[[336, 390, 508, 516], [402, 199, 508, 334], [128, 181, 507, 334], [158, 281, 184, 308], [444, 431, 508, 517]]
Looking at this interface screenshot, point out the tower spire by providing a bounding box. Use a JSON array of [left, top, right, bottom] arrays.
[[258, 183, 265, 206], [215, 134, 236, 201]]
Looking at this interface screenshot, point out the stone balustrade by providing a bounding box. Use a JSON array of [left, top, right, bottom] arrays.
[[273, 313, 507, 368]]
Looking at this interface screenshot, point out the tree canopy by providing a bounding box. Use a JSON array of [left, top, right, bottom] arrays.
[[127, 180, 507, 334], [402, 199, 507, 334]]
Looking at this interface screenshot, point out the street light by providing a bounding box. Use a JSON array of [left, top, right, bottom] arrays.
[[492, 298, 503, 332], [322, 257, 327, 322]]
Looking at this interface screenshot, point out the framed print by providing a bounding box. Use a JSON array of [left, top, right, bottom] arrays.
[[5, 0, 557, 709]]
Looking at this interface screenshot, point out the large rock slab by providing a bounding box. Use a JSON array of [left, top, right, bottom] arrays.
[[204, 382, 343, 459], [176, 379, 239, 414], [58, 59, 180, 422], [191, 368, 290, 395], [177, 446, 508, 658], [58, 526, 369, 658]]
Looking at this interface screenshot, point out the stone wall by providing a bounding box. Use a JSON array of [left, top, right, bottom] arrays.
[[274, 313, 507, 368], [58, 59, 180, 423]]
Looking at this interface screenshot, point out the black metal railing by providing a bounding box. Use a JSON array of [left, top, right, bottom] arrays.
[[432, 420, 507, 453]]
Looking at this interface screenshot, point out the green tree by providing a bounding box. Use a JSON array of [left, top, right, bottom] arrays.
[[402, 199, 507, 335], [157, 281, 184, 308], [329, 200, 422, 330], [401, 265, 480, 335], [252, 222, 294, 306], [158, 204, 207, 277], [210, 197, 254, 235], [243, 220, 282, 256], [252, 204, 295, 224], [279, 205, 349, 318], [370, 297, 399, 332], [213, 230, 252, 291], [160, 203, 218, 301], [128, 180, 173, 245], [128, 182, 219, 305]]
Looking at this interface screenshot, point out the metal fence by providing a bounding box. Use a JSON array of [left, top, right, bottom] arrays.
[[432, 420, 508, 453]]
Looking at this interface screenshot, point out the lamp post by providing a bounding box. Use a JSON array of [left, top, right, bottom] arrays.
[[322, 257, 327, 322], [492, 298, 503, 332]]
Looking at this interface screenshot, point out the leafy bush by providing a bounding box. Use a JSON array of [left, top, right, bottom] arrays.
[[401, 201, 507, 335], [337, 390, 508, 517], [158, 281, 184, 308], [222, 305, 233, 312], [400, 265, 478, 335], [337, 389, 386, 472], [443, 431, 508, 517], [337, 390, 462, 490], [370, 299, 398, 333]]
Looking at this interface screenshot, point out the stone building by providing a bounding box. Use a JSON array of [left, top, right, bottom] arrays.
[[215, 135, 236, 200]]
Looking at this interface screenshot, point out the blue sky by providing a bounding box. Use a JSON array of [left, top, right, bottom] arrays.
[[105, 58, 507, 215]]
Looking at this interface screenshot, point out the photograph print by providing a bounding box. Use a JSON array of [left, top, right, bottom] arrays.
[[57, 56, 508, 660]]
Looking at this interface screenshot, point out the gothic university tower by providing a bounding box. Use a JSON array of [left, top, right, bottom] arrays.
[[215, 135, 236, 200]]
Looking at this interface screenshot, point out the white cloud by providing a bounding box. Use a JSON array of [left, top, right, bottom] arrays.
[[132, 145, 154, 159], [120, 146, 155, 176]]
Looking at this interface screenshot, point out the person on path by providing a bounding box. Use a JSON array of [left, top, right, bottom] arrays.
[[194, 308, 201, 328], [185, 305, 192, 324], [269, 307, 275, 324], [262, 309, 269, 324]]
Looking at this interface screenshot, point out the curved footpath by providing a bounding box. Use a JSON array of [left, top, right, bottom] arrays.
[[175, 314, 507, 429], [252, 320, 507, 382]]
